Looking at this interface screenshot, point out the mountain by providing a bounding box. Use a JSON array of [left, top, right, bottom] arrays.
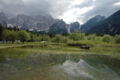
[[0, 12, 8, 26], [70, 22, 80, 33], [48, 20, 68, 35], [0, 12, 57, 31], [0, 12, 68, 33], [87, 10, 120, 35], [81, 15, 105, 32], [8, 14, 56, 30]]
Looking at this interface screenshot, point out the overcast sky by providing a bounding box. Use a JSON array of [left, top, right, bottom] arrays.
[[0, 0, 120, 24]]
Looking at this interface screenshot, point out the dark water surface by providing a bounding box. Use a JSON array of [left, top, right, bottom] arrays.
[[0, 48, 120, 80]]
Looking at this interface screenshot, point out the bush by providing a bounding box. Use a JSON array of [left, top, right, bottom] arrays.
[[87, 34, 96, 40], [30, 34, 40, 42], [102, 35, 112, 43], [18, 30, 30, 43], [40, 35, 50, 41], [69, 33, 85, 41], [2, 29, 11, 41], [51, 35, 68, 43], [114, 35, 120, 43], [2, 30, 17, 43], [95, 36, 102, 41], [8, 30, 17, 43]]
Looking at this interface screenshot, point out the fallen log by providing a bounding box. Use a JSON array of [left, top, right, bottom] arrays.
[[68, 43, 91, 50]]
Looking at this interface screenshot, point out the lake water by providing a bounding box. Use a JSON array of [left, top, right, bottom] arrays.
[[0, 48, 120, 80]]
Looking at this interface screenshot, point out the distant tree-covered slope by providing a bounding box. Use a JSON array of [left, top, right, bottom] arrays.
[[81, 15, 105, 32], [48, 20, 68, 35], [87, 10, 120, 35]]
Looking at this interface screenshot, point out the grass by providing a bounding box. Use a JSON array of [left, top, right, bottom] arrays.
[[0, 41, 120, 58]]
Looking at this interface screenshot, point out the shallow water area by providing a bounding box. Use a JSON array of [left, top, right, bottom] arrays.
[[0, 48, 120, 80]]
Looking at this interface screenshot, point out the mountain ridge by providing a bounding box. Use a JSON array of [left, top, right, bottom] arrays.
[[80, 15, 105, 32], [87, 10, 120, 35]]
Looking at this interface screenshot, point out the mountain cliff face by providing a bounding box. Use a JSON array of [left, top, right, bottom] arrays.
[[0, 12, 57, 31], [81, 15, 105, 32], [1, 10, 120, 35], [87, 10, 120, 35], [48, 20, 68, 35], [8, 14, 56, 30], [70, 22, 80, 33]]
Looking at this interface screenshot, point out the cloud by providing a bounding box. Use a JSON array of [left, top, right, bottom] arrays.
[[60, 0, 120, 23], [113, 1, 120, 6], [0, 0, 72, 16], [59, 6, 94, 24], [0, 0, 24, 15], [0, 0, 120, 23]]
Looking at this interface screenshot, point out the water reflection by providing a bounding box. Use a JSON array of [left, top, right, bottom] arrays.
[[55, 59, 120, 80], [0, 48, 120, 80]]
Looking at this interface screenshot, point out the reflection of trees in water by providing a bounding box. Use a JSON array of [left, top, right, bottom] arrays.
[[0, 48, 29, 61], [0, 50, 120, 80]]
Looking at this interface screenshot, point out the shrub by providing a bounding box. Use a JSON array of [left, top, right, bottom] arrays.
[[2, 30, 17, 43], [69, 33, 85, 41], [87, 34, 96, 40], [18, 30, 30, 43], [40, 35, 50, 41], [2, 29, 11, 41], [114, 35, 120, 43], [51, 35, 68, 43], [102, 35, 112, 43], [30, 34, 40, 41], [8, 30, 17, 43]]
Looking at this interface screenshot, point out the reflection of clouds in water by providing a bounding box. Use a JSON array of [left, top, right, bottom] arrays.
[[56, 59, 120, 80], [60, 60, 94, 79]]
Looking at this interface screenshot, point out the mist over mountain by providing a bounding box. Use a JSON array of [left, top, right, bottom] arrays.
[[0, 12, 57, 31], [0, 12, 81, 34], [8, 14, 56, 30], [0, 9, 120, 35], [0, 0, 120, 24]]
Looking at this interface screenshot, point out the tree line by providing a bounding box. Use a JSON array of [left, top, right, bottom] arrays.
[[0, 25, 120, 44], [51, 32, 120, 44], [0, 25, 50, 43]]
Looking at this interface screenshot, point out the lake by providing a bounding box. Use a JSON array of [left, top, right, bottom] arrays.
[[0, 48, 120, 80]]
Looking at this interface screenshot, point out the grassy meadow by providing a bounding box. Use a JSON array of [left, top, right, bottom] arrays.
[[0, 39, 120, 58], [0, 28, 120, 58]]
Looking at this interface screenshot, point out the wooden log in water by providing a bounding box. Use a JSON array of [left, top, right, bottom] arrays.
[[68, 43, 90, 50]]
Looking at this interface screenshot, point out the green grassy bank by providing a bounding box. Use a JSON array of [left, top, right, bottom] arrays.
[[0, 41, 120, 58]]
